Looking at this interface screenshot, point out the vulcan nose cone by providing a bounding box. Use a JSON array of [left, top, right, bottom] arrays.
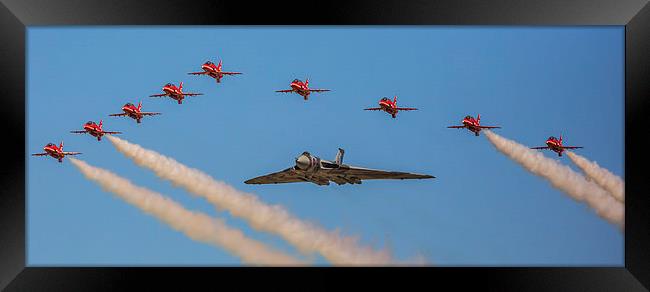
[[295, 154, 310, 170]]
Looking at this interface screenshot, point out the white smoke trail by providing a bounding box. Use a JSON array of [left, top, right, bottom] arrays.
[[483, 131, 624, 230], [566, 151, 624, 203], [69, 158, 305, 266], [107, 136, 395, 265]]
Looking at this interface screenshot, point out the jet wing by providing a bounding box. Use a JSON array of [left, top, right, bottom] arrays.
[[70, 130, 87, 134], [275, 89, 294, 93], [244, 168, 305, 184], [149, 93, 168, 97], [183, 93, 204, 97], [309, 89, 331, 93], [530, 146, 550, 150], [301, 176, 330, 186], [187, 72, 207, 75], [140, 112, 162, 116], [562, 146, 584, 149], [31, 153, 49, 156], [109, 113, 128, 117], [447, 125, 465, 129], [62, 152, 82, 155], [396, 107, 418, 111], [478, 125, 501, 129], [325, 175, 349, 185], [103, 131, 122, 135], [221, 71, 243, 75], [364, 108, 383, 111], [329, 166, 435, 180]]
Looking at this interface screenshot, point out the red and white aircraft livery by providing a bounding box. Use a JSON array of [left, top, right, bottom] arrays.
[[364, 96, 418, 118], [70, 120, 122, 141], [109, 101, 161, 124], [149, 82, 203, 104], [275, 78, 331, 100], [187, 60, 242, 83], [531, 135, 583, 157], [31, 142, 81, 163], [447, 114, 501, 136]]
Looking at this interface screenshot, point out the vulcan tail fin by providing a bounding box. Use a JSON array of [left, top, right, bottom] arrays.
[[335, 148, 345, 165]]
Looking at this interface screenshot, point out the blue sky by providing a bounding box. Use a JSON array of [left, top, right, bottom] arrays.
[[27, 27, 624, 266]]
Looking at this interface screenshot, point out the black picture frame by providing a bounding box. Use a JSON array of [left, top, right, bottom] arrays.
[[1, 0, 648, 290]]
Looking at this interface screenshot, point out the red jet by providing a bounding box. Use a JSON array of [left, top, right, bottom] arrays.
[[150, 82, 203, 104], [187, 60, 242, 83], [31, 142, 81, 163], [447, 114, 501, 136], [109, 101, 161, 124], [275, 78, 331, 100], [364, 96, 418, 118], [70, 120, 122, 141], [531, 135, 583, 157]]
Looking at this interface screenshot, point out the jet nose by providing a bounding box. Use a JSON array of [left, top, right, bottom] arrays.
[[295, 154, 310, 170]]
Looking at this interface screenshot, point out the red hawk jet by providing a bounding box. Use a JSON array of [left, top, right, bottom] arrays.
[[275, 78, 330, 100], [31, 142, 81, 163], [364, 96, 418, 118], [150, 82, 203, 104], [109, 101, 161, 124], [70, 120, 122, 141], [447, 114, 501, 136], [187, 60, 242, 83], [531, 135, 583, 157]]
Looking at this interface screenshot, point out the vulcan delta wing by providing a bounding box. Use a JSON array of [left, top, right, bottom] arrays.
[[244, 168, 328, 185], [245, 148, 434, 186]]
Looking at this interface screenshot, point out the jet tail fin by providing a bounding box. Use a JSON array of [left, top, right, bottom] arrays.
[[335, 148, 345, 165], [59, 141, 64, 150], [477, 113, 481, 124], [99, 119, 103, 129], [179, 81, 183, 91], [138, 101, 142, 110]]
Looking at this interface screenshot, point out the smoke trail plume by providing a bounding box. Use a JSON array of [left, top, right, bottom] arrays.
[[69, 158, 305, 266], [566, 151, 624, 203], [483, 131, 624, 230], [107, 136, 394, 265]]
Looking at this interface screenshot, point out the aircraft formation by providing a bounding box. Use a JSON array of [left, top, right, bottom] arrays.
[[32, 58, 583, 185]]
